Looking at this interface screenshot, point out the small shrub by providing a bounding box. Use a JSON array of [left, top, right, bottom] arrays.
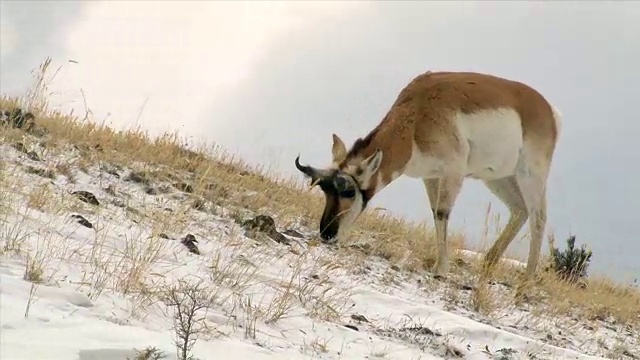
[[161, 279, 211, 360], [129, 347, 167, 360], [551, 235, 592, 284]]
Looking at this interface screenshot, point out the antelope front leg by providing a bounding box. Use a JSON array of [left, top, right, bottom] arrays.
[[424, 176, 463, 278]]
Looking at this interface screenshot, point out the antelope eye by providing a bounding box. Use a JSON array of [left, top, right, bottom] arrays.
[[332, 174, 356, 198], [339, 189, 356, 198], [333, 176, 349, 191]]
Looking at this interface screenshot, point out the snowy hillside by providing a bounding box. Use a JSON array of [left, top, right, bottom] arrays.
[[1, 97, 639, 360]]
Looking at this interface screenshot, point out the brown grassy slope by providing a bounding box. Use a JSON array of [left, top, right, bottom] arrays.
[[1, 73, 639, 331], [0, 94, 462, 273]]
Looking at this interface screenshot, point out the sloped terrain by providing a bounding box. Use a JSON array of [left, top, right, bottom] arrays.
[[1, 92, 639, 360]]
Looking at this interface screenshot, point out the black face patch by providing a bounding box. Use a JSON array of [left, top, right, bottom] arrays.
[[317, 172, 361, 242], [320, 194, 340, 241]]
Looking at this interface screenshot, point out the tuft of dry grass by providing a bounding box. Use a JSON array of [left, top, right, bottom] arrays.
[[1, 59, 639, 342]]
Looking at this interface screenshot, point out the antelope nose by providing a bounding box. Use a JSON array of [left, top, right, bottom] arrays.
[[320, 226, 337, 242]]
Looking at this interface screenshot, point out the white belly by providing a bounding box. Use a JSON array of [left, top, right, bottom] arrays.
[[404, 107, 524, 180], [459, 107, 523, 180]]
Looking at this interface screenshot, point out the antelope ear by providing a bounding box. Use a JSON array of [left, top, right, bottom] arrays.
[[331, 134, 347, 164], [358, 148, 383, 180]]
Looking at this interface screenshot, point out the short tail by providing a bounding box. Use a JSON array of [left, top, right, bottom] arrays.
[[551, 105, 563, 139]]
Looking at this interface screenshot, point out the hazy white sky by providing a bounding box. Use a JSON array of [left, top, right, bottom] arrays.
[[1, 1, 639, 281]]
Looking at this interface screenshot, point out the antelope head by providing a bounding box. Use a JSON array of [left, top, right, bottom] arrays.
[[295, 134, 383, 243]]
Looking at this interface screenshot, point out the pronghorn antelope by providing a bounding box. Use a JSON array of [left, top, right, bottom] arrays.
[[295, 71, 561, 279]]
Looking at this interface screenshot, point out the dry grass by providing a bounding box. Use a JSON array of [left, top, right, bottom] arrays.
[[1, 60, 639, 344]]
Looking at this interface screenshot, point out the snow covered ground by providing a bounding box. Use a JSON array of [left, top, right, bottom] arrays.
[[0, 140, 635, 360]]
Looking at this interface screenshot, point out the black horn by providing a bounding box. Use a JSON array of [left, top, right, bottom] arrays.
[[295, 155, 314, 177], [294, 155, 331, 184]]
